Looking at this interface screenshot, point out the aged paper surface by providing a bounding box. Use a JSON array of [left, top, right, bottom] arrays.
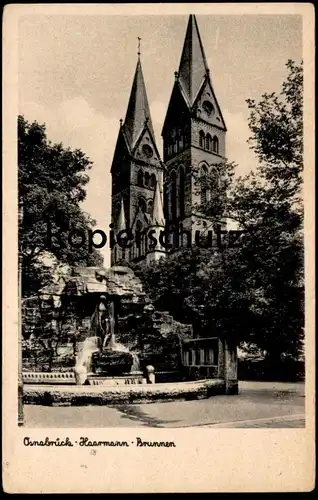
[[2, 2, 315, 493]]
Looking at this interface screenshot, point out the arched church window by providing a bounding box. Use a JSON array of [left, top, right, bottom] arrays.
[[137, 230, 145, 256], [199, 130, 205, 148], [212, 136, 219, 154], [138, 197, 146, 213], [164, 180, 169, 219], [147, 199, 153, 214], [171, 170, 177, 220], [200, 165, 208, 206], [179, 166, 185, 220], [178, 129, 184, 151], [209, 166, 220, 202], [206, 133, 212, 151], [135, 220, 142, 258], [150, 174, 156, 188], [144, 172, 150, 187], [168, 139, 172, 156], [137, 169, 144, 187], [184, 124, 190, 148]]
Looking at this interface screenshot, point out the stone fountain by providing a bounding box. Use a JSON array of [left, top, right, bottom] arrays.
[[72, 267, 146, 386], [24, 265, 237, 396]]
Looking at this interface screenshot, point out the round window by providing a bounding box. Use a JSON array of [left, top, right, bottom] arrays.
[[202, 101, 214, 116], [142, 144, 153, 158]]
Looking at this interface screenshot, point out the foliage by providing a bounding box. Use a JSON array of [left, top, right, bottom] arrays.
[[18, 115, 103, 296], [238, 358, 305, 381], [192, 159, 236, 221], [246, 59, 303, 199], [227, 59, 304, 361], [116, 307, 192, 371]]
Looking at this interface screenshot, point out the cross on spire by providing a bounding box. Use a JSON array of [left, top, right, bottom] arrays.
[[137, 37, 141, 57]]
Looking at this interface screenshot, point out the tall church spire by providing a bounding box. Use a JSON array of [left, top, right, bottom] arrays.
[[111, 45, 164, 267], [178, 14, 209, 105], [123, 57, 155, 149]]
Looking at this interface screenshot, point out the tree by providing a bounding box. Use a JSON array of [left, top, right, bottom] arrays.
[[18, 115, 103, 296], [227, 59, 304, 364], [246, 59, 303, 200]]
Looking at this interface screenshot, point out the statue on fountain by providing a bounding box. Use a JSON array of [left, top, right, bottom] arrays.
[[90, 295, 113, 348], [96, 295, 113, 349], [90, 294, 140, 376]]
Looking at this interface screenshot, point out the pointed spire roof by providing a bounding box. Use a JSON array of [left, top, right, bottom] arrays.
[[117, 197, 126, 231], [123, 57, 155, 149], [178, 14, 209, 105], [152, 181, 165, 226]]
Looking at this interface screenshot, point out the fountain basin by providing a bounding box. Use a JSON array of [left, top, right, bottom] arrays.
[[23, 379, 226, 405]]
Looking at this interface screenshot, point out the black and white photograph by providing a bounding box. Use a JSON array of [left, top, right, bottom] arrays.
[[3, 2, 315, 494]]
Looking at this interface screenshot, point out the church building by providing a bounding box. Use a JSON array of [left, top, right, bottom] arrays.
[[111, 14, 227, 266]]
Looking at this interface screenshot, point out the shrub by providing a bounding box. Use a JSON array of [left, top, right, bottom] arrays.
[[238, 358, 305, 381]]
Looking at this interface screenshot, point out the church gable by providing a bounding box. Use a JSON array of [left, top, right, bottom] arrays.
[[131, 207, 152, 232], [132, 125, 161, 166], [192, 78, 227, 131]]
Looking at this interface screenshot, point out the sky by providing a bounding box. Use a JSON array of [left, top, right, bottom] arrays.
[[18, 13, 302, 266]]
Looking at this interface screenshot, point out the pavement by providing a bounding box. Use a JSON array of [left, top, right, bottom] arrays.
[[23, 381, 305, 428]]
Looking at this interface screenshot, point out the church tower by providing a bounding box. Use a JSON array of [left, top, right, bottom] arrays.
[[111, 47, 165, 266], [162, 15, 227, 250]]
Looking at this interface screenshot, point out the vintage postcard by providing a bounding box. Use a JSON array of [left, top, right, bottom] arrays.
[[2, 2, 315, 493]]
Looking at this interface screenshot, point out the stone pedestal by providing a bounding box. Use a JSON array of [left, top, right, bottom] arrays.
[[224, 339, 238, 395], [145, 365, 155, 384], [217, 339, 238, 394], [92, 349, 134, 376], [217, 339, 225, 378], [74, 365, 88, 385]]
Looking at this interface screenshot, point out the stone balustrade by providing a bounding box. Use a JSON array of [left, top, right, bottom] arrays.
[[23, 372, 75, 384]]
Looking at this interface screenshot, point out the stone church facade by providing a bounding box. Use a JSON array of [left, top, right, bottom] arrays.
[[111, 14, 227, 266]]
